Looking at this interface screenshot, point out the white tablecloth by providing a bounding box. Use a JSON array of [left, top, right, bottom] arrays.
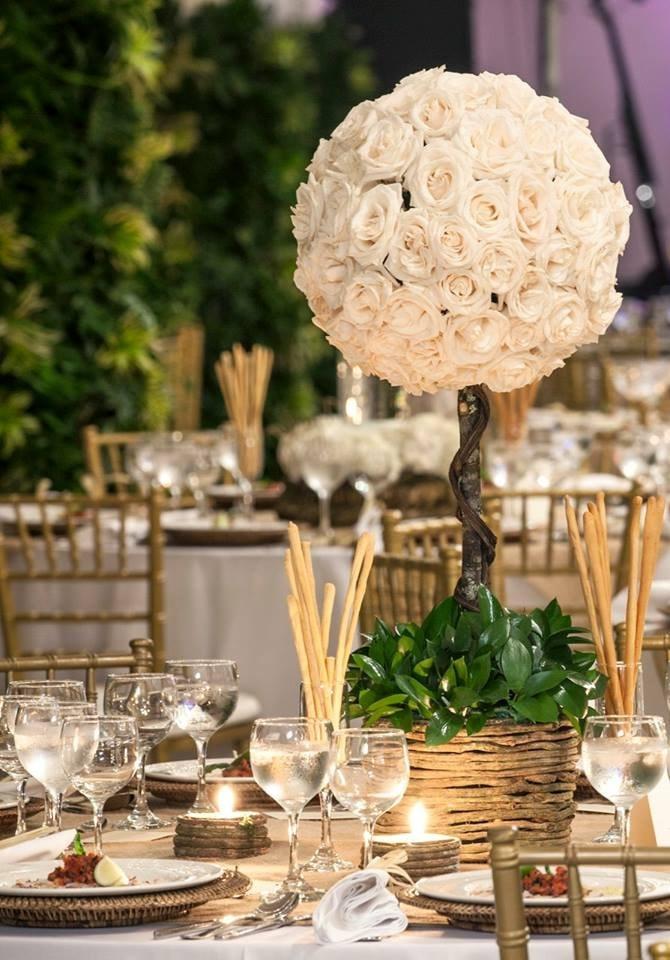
[[8, 543, 354, 718]]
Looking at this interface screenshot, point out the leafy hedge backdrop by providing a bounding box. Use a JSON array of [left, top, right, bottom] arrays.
[[0, 0, 373, 490]]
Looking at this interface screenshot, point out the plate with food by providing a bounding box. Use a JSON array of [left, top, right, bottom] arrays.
[[207, 483, 285, 509], [415, 867, 670, 907], [0, 836, 222, 898], [145, 755, 252, 783]]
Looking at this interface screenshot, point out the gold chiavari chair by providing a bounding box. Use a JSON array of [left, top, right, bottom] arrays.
[[0, 492, 165, 666], [360, 550, 461, 635], [0, 637, 153, 702], [154, 324, 205, 432], [490, 824, 670, 960]]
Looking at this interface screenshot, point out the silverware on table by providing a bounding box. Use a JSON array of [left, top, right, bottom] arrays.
[[154, 888, 299, 941]]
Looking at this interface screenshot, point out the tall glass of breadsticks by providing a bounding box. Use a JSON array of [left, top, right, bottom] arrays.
[[285, 523, 374, 874], [566, 492, 666, 842]]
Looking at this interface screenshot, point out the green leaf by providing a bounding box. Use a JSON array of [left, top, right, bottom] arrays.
[[466, 713, 488, 735], [441, 662, 458, 691], [478, 585, 504, 626], [470, 653, 491, 691], [453, 656, 469, 684], [390, 708, 414, 732], [479, 617, 510, 653], [425, 711, 464, 745], [449, 686, 479, 710], [395, 675, 435, 710], [513, 693, 559, 723], [555, 680, 588, 718], [422, 597, 458, 639], [397, 634, 415, 656], [500, 636, 532, 692], [351, 653, 386, 682], [479, 677, 509, 703], [453, 616, 471, 653], [523, 669, 567, 697], [413, 658, 434, 678], [73, 832, 85, 855]]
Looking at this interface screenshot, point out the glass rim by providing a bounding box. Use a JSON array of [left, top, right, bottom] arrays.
[[165, 659, 238, 667], [8, 679, 85, 688], [252, 716, 332, 726], [333, 727, 407, 738], [585, 714, 665, 724], [105, 672, 176, 681], [61, 714, 137, 726]]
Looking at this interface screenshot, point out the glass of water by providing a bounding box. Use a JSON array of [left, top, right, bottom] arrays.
[[165, 660, 239, 816], [251, 717, 332, 901], [104, 673, 177, 830], [330, 728, 409, 867], [61, 716, 139, 854], [0, 695, 55, 835], [582, 715, 667, 845], [7, 679, 86, 703]]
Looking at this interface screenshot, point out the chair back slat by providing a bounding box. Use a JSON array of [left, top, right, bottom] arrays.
[[624, 858, 642, 960], [566, 851, 589, 960], [12, 500, 35, 575], [360, 550, 460, 634], [63, 495, 81, 574]]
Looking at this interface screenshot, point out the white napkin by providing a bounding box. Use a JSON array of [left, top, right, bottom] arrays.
[[0, 829, 76, 865], [313, 869, 408, 944]]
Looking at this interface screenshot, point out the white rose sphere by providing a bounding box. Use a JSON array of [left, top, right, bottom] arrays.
[[293, 68, 631, 394]]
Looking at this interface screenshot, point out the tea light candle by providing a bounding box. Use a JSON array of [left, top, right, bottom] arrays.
[[174, 785, 271, 860], [370, 802, 460, 879]]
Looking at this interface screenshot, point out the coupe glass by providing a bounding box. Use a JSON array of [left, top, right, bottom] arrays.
[[165, 660, 239, 815], [582, 715, 667, 845], [330, 728, 409, 867], [0, 695, 54, 834], [14, 700, 95, 829], [299, 681, 351, 872], [104, 673, 177, 829], [250, 717, 332, 901], [300, 436, 348, 541], [61, 716, 139, 854], [7, 679, 86, 702]]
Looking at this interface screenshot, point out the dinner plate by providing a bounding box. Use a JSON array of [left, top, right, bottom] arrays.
[[145, 757, 249, 784], [207, 483, 285, 508], [161, 510, 288, 546], [415, 868, 670, 907], [0, 858, 222, 898]]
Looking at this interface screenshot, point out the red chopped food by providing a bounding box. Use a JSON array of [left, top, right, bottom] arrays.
[[521, 865, 568, 897], [47, 853, 101, 887], [222, 758, 252, 778]]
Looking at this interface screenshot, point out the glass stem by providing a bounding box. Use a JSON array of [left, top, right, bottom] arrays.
[[193, 736, 211, 810], [318, 787, 334, 851], [286, 812, 301, 883], [134, 750, 149, 816], [44, 790, 63, 830], [91, 800, 105, 855], [318, 491, 332, 539], [15, 778, 27, 835], [361, 816, 376, 869], [618, 806, 632, 846]]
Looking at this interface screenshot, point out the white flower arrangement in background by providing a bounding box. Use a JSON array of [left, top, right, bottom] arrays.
[[292, 68, 632, 394]]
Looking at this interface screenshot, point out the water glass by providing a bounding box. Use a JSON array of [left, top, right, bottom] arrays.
[[251, 717, 332, 901], [61, 716, 139, 854], [166, 660, 239, 815], [330, 728, 409, 867], [7, 679, 86, 703], [104, 673, 177, 829], [0, 695, 52, 834], [300, 437, 348, 541], [582, 715, 667, 845]]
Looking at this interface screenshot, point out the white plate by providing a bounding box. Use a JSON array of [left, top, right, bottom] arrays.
[[568, 473, 632, 494], [0, 858, 222, 898], [416, 868, 670, 907], [145, 757, 252, 784], [161, 510, 288, 545]]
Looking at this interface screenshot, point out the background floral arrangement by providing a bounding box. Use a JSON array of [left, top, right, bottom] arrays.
[[292, 68, 632, 394]]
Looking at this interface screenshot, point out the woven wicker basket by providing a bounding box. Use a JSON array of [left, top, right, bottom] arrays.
[[377, 719, 579, 863]]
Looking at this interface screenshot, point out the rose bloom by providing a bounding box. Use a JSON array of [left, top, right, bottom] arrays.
[[588, 289, 623, 336], [535, 232, 576, 285], [504, 318, 541, 351], [606, 181, 633, 254], [450, 72, 496, 112], [556, 125, 610, 180], [319, 177, 359, 243], [475, 237, 529, 294], [377, 67, 448, 117], [317, 311, 370, 368], [508, 171, 557, 247], [369, 330, 414, 388], [543, 290, 590, 346], [444, 309, 508, 365], [357, 114, 421, 183], [382, 285, 445, 340], [341, 268, 395, 329], [458, 109, 525, 178], [557, 177, 611, 243], [331, 101, 379, 145], [300, 239, 352, 310], [386, 210, 438, 283], [349, 183, 402, 266], [437, 269, 491, 315], [490, 73, 536, 115], [409, 76, 464, 139], [291, 174, 324, 247], [577, 240, 619, 303], [481, 350, 544, 392], [461, 179, 510, 238], [406, 140, 471, 211], [523, 114, 558, 174], [430, 215, 479, 269], [504, 267, 551, 323]]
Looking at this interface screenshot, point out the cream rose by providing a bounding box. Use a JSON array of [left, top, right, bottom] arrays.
[[430, 216, 479, 269], [535, 232, 575, 285], [405, 141, 471, 211], [557, 177, 610, 243], [357, 114, 421, 183], [588, 289, 622, 336], [386, 210, 438, 283], [475, 238, 529, 294], [523, 114, 558, 174], [461, 179, 510, 238], [607, 181, 633, 254], [504, 267, 551, 323], [491, 73, 536, 115], [504, 318, 541, 351], [556, 125, 610, 180], [349, 183, 402, 266], [437, 269, 491, 315], [291, 174, 324, 247], [444, 309, 508, 365], [481, 351, 542, 392], [458, 110, 525, 178], [409, 76, 463, 139], [319, 177, 359, 243], [342, 268, 395, 329], [543, 290, 590, 346], [576, 240, 619, 302], [331, 101, 379, 145], [301, 239, 352, 310], [382, 285, 445, 340], [508, 171, 556, 247]]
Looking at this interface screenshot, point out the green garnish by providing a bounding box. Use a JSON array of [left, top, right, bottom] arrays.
[[73, 832, 86, 855], [206, 750, 250, 774]]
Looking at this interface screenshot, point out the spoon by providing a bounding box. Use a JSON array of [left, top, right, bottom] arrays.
[[153, 888, 298, 941]]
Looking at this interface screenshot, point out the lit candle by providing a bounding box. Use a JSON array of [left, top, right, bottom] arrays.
[[174, 783, 271, 859], [370, 802, 460, 879]]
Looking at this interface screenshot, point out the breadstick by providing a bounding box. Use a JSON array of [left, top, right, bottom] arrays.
[[584, 511, 624, 713], [564, 499, 608, 679], [623, 496, 643, 714]]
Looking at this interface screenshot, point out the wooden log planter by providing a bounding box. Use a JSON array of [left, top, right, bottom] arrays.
[[376, 719, 580, 863]]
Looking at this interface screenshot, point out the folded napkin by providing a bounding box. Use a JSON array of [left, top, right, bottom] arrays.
[[313, 869, 408, 944], [0, 828, 76, 865]]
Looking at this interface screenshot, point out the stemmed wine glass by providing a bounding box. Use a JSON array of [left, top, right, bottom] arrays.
[[104, 673, 177, 829], [0, 695, 51, 835], [61, 716, 139, 854], [215, 424, 255, 517], [8, 679, 86, 703], [301, 436, 348, 541], [166, 660, 239, 815], [250, 717, 332, 901], [582, 715, 667, 845], [14, 700, 95, 829], [330, 728, 409, 868]]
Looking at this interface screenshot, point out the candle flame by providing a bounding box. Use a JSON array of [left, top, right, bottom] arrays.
[[409, 801, 428, 837], [216, 785, 235, 817]]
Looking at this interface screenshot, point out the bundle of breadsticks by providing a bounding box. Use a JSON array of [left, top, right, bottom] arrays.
[[214, 344, 273, 477], [285, 522, 375, 728], [565, 492, 665, 715], [490, 382, 540, 443]]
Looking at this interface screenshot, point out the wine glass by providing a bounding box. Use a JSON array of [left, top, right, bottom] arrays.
[[582, 715, 667, 845], [330, 728, 409, 867], [0, 695, 55, 834], [7, 679, 86, 702], [301, 436, 348, 541], [236, 425, 264, 518], [61, 716, 139, 854], [14, 700, 95, 829], [299, 681, 352, 872], [104, 673, 177, 830], [250, 717, 332, 901], [165, 660, 239, 815]]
